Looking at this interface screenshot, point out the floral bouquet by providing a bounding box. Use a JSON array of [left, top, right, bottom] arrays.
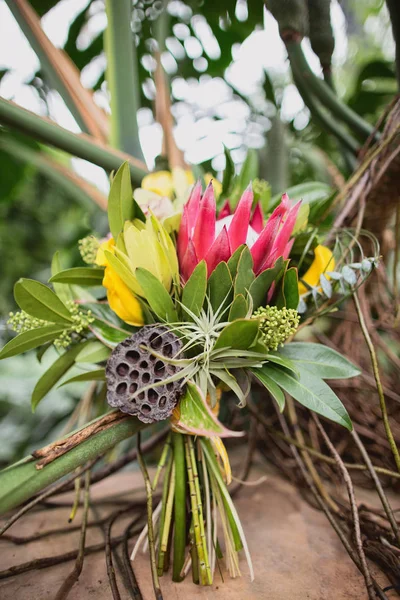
[[0, 161, 375, 590]]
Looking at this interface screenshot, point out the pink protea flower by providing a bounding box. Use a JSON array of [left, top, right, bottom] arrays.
[[177, 181, 301, 282]]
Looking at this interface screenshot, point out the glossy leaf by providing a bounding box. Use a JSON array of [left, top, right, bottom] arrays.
[[135, 268, 178, 323], [0, 325, 67, 360], [108, 162, 134, 240], [14, 278, 73, 324], [251, 368, 285, 411], [228, 294, 248, 321], [227, 245, 246, 279], [181, 260, 207, 319], [279, 342, 360, 379], [214, 319, 259, 351], [75, 340, 111, 363], [49, 267, 104, 286], [262, 364, 352, 430], [32, 342, 89, 411], [60, 369, 106, 386], [174, 381, 243, 438], [283, 267, 300, 310], [207, 261, 233, 314], [234, 246, 255, 297], [249, 257, 285, 310]]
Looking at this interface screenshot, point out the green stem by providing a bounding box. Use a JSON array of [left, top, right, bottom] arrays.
[[0, 415, 146, 515], [157, 455, 174, 576], [0, 98, 147, 185], [136, 432, 163, 600], [105, 0, 144, 160], [152, 433, 171, 491], [353, 293, 400, 472], [171, 432, 186, 582], [286, 41, 376, 141]]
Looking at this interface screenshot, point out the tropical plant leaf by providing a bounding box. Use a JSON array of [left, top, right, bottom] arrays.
[[174, 381, 243, 438], [249, 257, 285, 310], [135, 268, 178, 322], [59, 369, 106, 387], [227, 245, 246, 279], [108, 162, 135, 240], [51, 251, 73, 304], [75, 340, 111, 363], [90, 318, 130, 348], [251, 367, 285, 411], [214, 319, 259, 351], [49, 267, 104, 286], [282, 267, 299, 310], [14, 278, 73, 324], [32, 342, 89, 411], [261, 364, 352, 430], [207, 261, 233, 314], [234, 246, 255, 297], [181, 260, 207, 319], [228, 294, 248, 321], [0, 325, 67, 360], [278, 343, 360, 379]]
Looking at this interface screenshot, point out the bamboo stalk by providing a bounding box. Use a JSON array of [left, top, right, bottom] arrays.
[[0, 98, 147, 185], [171, 432, 186, 582]]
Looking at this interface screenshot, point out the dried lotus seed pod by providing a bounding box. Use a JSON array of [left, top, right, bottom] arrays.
[[106, 325, 185, 424]]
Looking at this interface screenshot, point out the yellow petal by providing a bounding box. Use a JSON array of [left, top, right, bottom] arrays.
[[141, 171, 174, 198], [103, 267, 144, 326], [95, 237, 115, 267], [298, 245, 335, 295], [211, 437, 232, 485]]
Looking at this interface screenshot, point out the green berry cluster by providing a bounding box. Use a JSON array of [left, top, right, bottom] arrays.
[[252, 305, 300, 351], [8, 301, 94, 350], [78, 236, 100, 265]]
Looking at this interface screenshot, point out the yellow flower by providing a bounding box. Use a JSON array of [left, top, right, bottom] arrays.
[[141, 170, 176, 198], [102, 266, 144, 326], [298, 245, 335, 295], [95, 237, 115, 267]]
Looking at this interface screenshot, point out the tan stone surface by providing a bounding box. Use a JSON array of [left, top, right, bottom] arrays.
[[0, 466, 392, 600]]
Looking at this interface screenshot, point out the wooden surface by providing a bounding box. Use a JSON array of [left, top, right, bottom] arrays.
[[0, 462, 394, 600]]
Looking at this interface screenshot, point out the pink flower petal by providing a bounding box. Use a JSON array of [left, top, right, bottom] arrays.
[[218, 199, 231, 219], [181, 239, 199, 282], [250, 203, 285, 274], [269, 200, 301, 262], [186, 180, 202, 226], [192, 182, 216, 260], [250, 202, 263, 233], [227, 185, 253, 252], [204, 225, 231, 277]]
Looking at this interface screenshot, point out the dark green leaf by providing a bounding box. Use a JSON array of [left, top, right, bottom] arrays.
[[108, 162, 134, 239], [207, 261, 233, 314], [221, 146, 235, 198], [261, 364, 352, 430], [0, 325, 67, 360], [234, 246, 254, 297], [14, 278, 73, 324], [49, 267, 105, 286], [283, 267, 299, 310], [279, 343, 360, 379], [181, 260, 207, 319], [59, 369, 106, 387], [228, 294, 248, 321], [32, 342, 88, 411], [227, 245, 246, 279], [214, 319, 259, 351], [135, 268, 178, 323], [251, 368, 285, 411], [249, 257, 285, 309]]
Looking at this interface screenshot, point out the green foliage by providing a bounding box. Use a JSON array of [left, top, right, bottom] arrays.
[[135, 268, 178, 322], [0, 325, 67, 360], [108, 162, 135, 240], [214, 319, 259, 351], [181, 260, 207, 319], [279, 342, 360, 379], [49, 267, 105, 286]]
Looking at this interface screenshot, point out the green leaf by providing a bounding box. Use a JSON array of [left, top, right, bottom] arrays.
[[234, 246, 254, 297], [75, 341, 111, 363], [269, 182, 332, 212], [135, 268, 178, 323], [228, 294, 248, 321], [264, 353, 299, 376], [104, 250, 140, 293], [221, 146, 235, 198], [181, 260, 207, 319], [214, 319, 259, 351], [51, 252, 73, 304], [279, 343, 360, 379], [49, 267, 105, 286], [249, 257, 285, 310], [59, 369, 106, 387], [251, 368, 285, 411], [108, 162, 134, 239], [32, 342, 88, 411], [207, 261, 233, 314], [90, 318, 130, 348], [175, 382, 243, 438], [283, 267, 300, 310], [261, 364, 352, 430], [227, 245, 246, 279], [0, 325, 67, 360], [14, 278, 73, 324]]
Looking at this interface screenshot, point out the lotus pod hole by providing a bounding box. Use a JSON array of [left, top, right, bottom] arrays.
[[106, 325, 185, 423]]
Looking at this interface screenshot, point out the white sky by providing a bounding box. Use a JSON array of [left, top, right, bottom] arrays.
[[0, 0, 393, 192]]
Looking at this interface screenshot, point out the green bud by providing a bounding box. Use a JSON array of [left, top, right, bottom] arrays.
[[252, 305, 300, 351]]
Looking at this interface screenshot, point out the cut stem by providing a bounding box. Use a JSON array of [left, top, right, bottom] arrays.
[[171, 432, 186, 582]]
